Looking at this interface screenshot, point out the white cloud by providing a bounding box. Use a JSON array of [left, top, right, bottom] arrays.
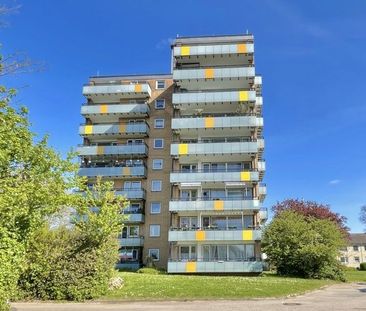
[[329, 179, 341, 185]]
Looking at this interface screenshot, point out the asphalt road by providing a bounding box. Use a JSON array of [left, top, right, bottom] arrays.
[[11, 282, 366, 311]]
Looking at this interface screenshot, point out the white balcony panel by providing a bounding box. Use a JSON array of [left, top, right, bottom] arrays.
[[173, 67, 255, 81], [173, 90, 256, 105], [257, 161, 266, 172], [172, 116, 263, 131], [173, 43, 254, 57], [115, 189, 146, 200], [78, 166, 146, 178], [81, 103, 149, 118], [77, 144, 148, 157], [118, 237, 144, 247], [169, 199, 260, 212], [124, 214, 145, 223], [171, 140, 264, 157], [83, 84, 151, 103], [168, 229, 262, 242], [79, 123, 149, 137], [170, 171, 259, 183], [168, 261, 263, 273]]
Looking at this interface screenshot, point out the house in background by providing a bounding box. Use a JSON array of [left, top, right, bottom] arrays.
[[339, 233, 366, 268]]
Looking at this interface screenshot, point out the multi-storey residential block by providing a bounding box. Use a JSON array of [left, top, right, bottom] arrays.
[[78, 33, 266, 274], [339, 233, 366, 268]]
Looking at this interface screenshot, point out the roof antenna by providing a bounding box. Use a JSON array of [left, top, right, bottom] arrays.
[[96, 70, 100, 76], [246, 29, 249, 34]]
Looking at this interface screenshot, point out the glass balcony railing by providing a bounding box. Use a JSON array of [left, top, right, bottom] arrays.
[[170, 168, 259, 183], [167, 260, 262, 273], [79, 123, 149, 136], [118, 237, 144, 247], [169, 197, 260, 212], [78, 166, 146, 178], [172, 116, 263, 131], [170, 140, 264, 156], [168, 229, 262, 242], [77, 144, 148, 157], [83, 83, 151, 98], [81, 103, 150, 116], [173, 66, 255, 81], [172, 90, 256, 105], [115, 189, 146, 200], [173, 43, 254, 57]]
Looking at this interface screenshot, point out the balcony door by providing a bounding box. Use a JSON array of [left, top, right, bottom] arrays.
[[180, 246, 196, 261]]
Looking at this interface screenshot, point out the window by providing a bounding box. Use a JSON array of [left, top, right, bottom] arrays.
[[128, 226, 139, 237], [148, 249, 160, 261], [154, 138, 164, 149], [152, 159, 163, 170], [156, 80, 165, 89], [150, 202, 161, 214], [155, 99, 165, 109], [149, 225, 160, 237], [151, 180, 162, 192], [355, 256, 360, 262], [154, 119, 165, 129], [353, 245, 359, 251], [340, 257, 348, 263], [124, 181, 141, 189]]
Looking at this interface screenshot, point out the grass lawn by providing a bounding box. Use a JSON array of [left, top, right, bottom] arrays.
[[101, 269, 366, 301], [344, 269, 366, 282], [102, 271, 336, 300]]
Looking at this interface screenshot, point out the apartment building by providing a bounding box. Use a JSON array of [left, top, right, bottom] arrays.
[[77, 34, 266, 274], [339, 233, 366, 268]]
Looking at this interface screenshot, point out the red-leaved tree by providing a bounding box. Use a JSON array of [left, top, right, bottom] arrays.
[[272, 199, 349, 236]]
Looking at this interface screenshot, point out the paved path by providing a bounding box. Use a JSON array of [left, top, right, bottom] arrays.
[[11, 282, 366, 311]]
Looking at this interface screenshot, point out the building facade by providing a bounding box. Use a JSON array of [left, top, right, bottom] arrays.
[[339, 233, 366, 268], [78, 34, 266, 274]]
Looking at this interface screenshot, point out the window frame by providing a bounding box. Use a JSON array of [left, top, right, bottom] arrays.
[[152, 159, 163, 170], [154, 118, 165, 129], [150, 202, 161, 214], [148, 248, 160, 261], [151, 180, 162, 192], [153, 138, 164, 149], [149, 224, 161, 237], [156, 80, 166, 90], [155, 99, 165, 110]]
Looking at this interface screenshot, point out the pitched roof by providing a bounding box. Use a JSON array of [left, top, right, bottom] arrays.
[[350, 233, 366, 245]]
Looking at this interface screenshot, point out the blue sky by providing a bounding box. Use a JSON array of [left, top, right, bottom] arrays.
[[1, 0, 366, 232]]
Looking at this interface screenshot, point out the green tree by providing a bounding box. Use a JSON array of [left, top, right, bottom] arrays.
[[18, 179, 127, 301], [0, 82, 78, 309], [262, 210, 346, 280]]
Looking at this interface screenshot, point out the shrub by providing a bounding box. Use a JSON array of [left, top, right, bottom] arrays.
[[360, 263, 366, 271], [262, 210, 346, 281], [18, 226, 119, 300]]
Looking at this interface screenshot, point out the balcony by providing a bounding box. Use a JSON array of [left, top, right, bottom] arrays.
[[258, 184, 267, 196], [173, 43, 254, 57], [259, 208, 268, 222], [170, 169, 259, 184], [115, 189, 146, 200], [172, 116, 263, 136], [168, 229, 262, 242], [173, 90, 256, 106], [123, 213, 145, 223], [79, 123, 149, 138], [173, 66, 255, 90], [78, 166, 146, 178], [77, 144, 148, 157], [115, 262, 141, 271], [168, 260, 262, 273], [83, 83, 151, 103], [171, 140, 264, 160], [118, 237, 144, 247], [257, 160, 266, 172], [169, 197, 260, 212], [81, 103, 150, 122]]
